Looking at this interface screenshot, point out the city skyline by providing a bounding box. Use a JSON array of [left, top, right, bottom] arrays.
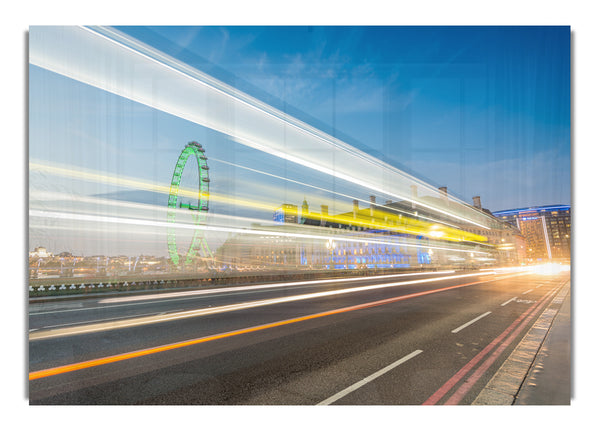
[[29, 26, 570, 258]]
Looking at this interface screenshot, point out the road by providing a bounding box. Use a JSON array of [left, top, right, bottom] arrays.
[[28, 267, 570, 405]]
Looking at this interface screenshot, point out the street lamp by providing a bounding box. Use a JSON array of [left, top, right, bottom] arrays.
[[326, 239, 336, 269]]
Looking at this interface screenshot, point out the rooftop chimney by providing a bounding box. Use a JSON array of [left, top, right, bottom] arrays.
[[370, 195, 376, 216], [320, 204, 328, 227], [353, 199, 359, 219], [439, 186, 448, 205], [473, 196, 482, 209]]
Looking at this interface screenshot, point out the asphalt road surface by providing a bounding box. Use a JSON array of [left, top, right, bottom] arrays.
[[28, 268, 570, 405]]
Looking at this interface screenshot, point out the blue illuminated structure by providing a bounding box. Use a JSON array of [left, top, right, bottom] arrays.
[[493, 204, 570, 217]]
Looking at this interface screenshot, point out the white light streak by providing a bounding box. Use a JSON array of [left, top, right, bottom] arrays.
[[30, 272, 496, 340], [98, 270, 457, 304], [29, 209, 493, 256], [29, 25, 493, 230]]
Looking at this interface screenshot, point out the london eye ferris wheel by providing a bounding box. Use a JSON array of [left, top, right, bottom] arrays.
[[167, 141, 212, 267]]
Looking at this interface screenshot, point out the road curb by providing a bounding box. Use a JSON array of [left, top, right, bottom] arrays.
[[472, 278, 570, 405]]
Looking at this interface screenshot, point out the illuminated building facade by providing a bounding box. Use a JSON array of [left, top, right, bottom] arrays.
[[405, 191, 526, 266], [29, 246, 53, 259], [492, 205, 571, 262], [273, 204, 299, 224], [459, 196, 527, 266], [215, 191, 526, 271]]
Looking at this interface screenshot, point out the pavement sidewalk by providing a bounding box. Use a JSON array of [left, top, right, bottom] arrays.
[[473, 279, 571, 405]]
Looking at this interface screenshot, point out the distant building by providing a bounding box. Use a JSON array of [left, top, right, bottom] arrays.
[[492, 205, 571, 262], [273, 204, 299, 224], [216, 191, 524, 271], [29, 246, 53, 259], [409, 190, 526, 266]]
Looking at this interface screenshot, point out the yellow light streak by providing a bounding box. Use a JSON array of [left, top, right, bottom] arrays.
[[30, 210, 493, 256], [212, 157, 466, 231], [30, 160, 487, 243]]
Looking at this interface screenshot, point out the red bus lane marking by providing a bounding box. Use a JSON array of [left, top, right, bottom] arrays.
[[422, 286, 560, 405], [30, 279, 488, 381], [443, 284, 564, 405]]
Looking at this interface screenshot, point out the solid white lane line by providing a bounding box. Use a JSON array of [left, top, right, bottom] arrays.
[[522, 289, 533, 294], [451, 311, 492, 334], [501, 297, 517, 306], [317, 350, 423, 405]]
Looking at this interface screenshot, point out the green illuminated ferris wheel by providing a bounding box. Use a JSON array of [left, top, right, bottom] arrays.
[[167, 141, 213, 266]]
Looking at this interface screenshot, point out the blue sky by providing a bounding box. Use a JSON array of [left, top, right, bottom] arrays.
[[28, 26, 571, 255], [115, 25, 571, 212]]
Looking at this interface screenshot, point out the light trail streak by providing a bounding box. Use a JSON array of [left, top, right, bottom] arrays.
[[98, 270, 457, 304], [530, 262, 570, 275], [30, 160, 275, 213], [29, 272, 459, 319], [29, 209, 493, 255], [29, 272, 499, 341], [211, 157, 466, 232], [30, 160, 486, 242], [30, 190, 277, 230], [231, 133, 492, 231], [30, 26, 493, 230], [29, 276, 507, 381]]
